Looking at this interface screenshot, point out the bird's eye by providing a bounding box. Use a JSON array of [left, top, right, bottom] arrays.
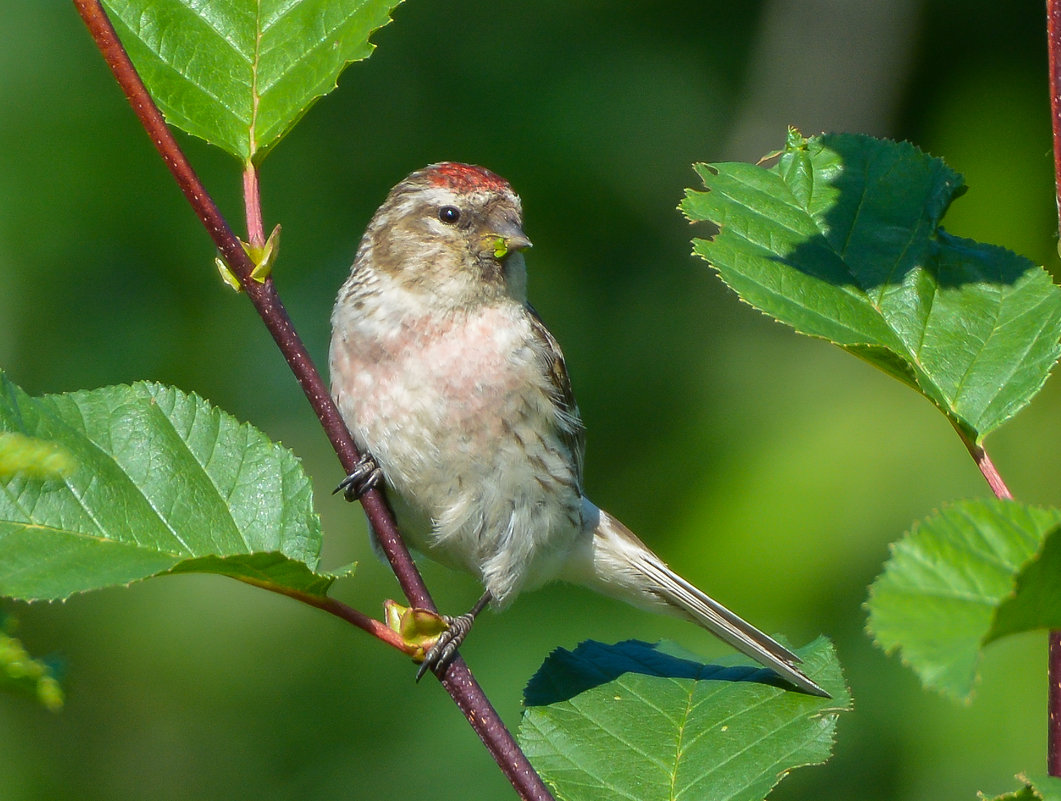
[[438, 205, 461, 225]]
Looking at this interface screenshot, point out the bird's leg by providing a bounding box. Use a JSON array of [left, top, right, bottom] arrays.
[[334, 452, 384, 501], [416, 592, 492, 682]]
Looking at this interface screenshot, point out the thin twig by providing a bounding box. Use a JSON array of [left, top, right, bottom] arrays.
[[71, 3, 552, 798], [243, 579, 412, 653]]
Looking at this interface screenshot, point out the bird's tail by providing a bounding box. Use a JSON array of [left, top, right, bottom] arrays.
[[564, 501, 829, 697]]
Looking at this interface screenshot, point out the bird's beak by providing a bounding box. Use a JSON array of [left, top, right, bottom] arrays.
[[483, 220, 532, 260]]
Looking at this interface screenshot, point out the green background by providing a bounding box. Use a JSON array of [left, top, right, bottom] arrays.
[[1, 1, 1057, 799]]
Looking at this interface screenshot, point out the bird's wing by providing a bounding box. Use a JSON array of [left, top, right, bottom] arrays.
[[526, 304, 586, 489]]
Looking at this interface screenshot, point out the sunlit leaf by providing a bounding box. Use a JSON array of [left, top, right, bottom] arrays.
[[101, 0, 404, 161], [0, 371, 333, 601], [867, 499, 1061, 699]]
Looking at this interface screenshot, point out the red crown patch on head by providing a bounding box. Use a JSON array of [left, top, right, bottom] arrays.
[[426, 162, 511, 194]]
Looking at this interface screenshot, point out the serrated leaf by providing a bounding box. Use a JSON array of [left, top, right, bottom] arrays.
[[519, 638, 849, 801], [866, 499, 1061, 700], [681, 131, 1061, 443], [100, 0, 404, 162], [0, 371, 332, 601]]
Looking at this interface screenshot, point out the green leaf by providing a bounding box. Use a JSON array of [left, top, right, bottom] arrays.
[[519, 638, 849, 801], [0, 371, 333, 601], [169, 552, 345, 597], [680, 131, 1061, 443], [100, 0, 404, 162], [866, 499, 1061, 700]]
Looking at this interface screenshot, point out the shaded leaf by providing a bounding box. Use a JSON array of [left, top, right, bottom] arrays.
[[680, 131, 1061, 443], [867, 499, 1061, 699], [519, 638, 848, 801], [101, 0, 404, 161]]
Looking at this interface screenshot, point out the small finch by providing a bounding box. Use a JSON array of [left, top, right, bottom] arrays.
[[329, 162, 827, 696]]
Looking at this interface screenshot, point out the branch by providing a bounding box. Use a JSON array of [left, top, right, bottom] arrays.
[[71, 3, 552, 799], [244, 580, 412, 654], [1047, 0, 1061, 778], [1051, 0, 1061, 230]]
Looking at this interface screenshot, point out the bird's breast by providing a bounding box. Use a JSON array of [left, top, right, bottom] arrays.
[[330, 286, 584, 600]]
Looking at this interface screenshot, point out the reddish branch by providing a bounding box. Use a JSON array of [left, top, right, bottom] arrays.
[[1053, 633, 1061, 776], [1050, 0, 1061, 225], [1048, 0, 1061, 778], [71, 2, 552, 799]]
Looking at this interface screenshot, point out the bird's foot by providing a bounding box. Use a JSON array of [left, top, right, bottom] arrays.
[[415, 593, 491, 682], [334, 453, 383, 501]]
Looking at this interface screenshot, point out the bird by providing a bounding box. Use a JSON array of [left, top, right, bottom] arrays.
[[328, 161, 827, 696]]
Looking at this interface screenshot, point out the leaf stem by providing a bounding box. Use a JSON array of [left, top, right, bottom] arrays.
[[243, 162, 265, 248], [950, 421, 1013, 500], [72, 3, 552, 798], [967, 442, 1014, 501], [1048, 0, 1061, 777]]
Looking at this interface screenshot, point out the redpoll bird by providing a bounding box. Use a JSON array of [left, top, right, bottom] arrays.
[[329, 162, 827, 696]]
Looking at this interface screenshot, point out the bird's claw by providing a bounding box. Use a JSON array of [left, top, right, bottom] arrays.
[[334, 453, 383, 501], [415, 611, 477, 682]]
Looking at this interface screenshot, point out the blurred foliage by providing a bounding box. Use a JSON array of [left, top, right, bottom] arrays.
[[0, 1, 1057, 800], [0, 612, 63, 712]]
